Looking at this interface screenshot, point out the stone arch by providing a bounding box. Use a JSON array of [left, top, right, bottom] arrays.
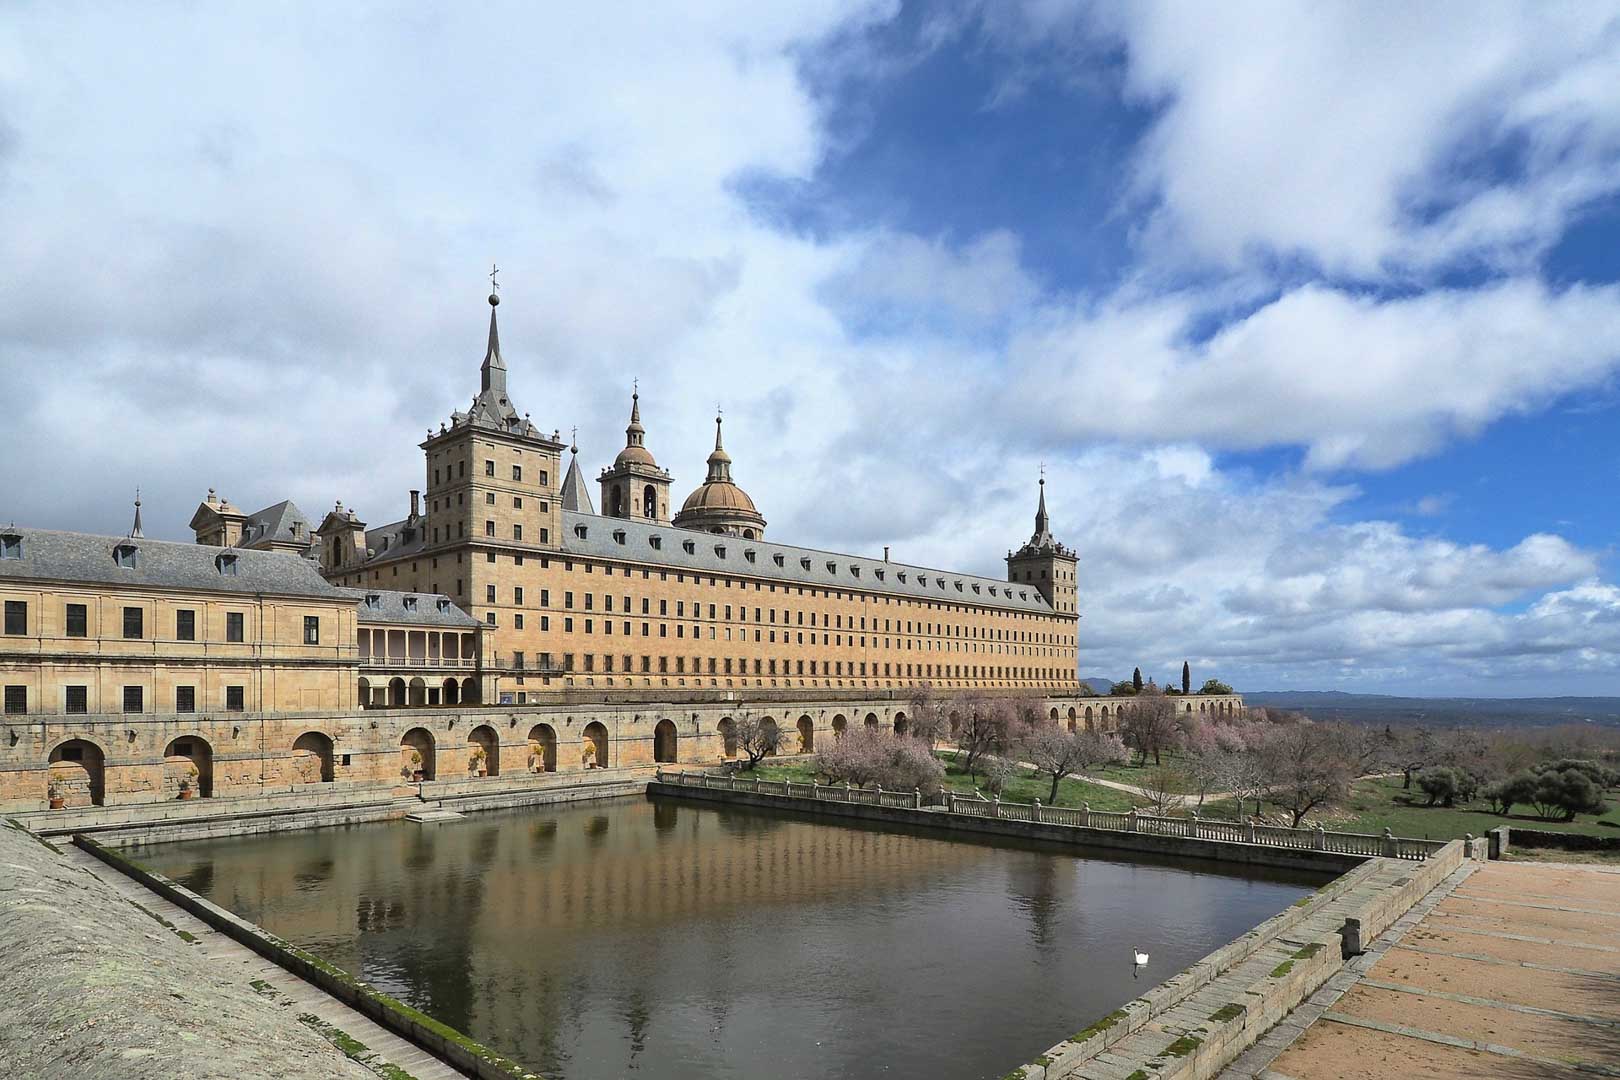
[[1199, 701, 1207, 713], [48, 738, 105, 807], [163, 735, 213, 799], [863, 712, 879, 729], [467, 724, 500, 776], [527, 724, 558, 772], [796, 714, 814, 753], [831, 714, 847, 738], [408, 677, 427, 707], [948, 711, 961, 737], [1084, 705, 1094, 732], [582, 721, 609, 768], [643, 484, 657, 519], [760, 716, 779, 756], [610, 484, 625, 517], [893, 712, 908, 736], [389, 677, 407, 707], [1100, 705, 1110, 723], [291, 731, 335, 784], [1185, 702, 1193, 713], [461, 677, 479, 704], [443, 678, 460, 706], [401, 727, 435, 781], [717, 717, 738, 758], [1050, 706, 1059, 722], [653, 718, 679, 763], [358, 676, 371, 708]]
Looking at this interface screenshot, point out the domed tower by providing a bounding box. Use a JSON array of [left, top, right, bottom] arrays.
[[597, 388, 672, 522], [673, 414, 767, 539], [1006, 476, 1077, 615]]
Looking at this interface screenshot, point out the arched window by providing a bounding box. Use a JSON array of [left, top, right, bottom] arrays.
[[643, 484, 657, 519]]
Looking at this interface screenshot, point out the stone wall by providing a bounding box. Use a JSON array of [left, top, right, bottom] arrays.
[[0, 819, 377, 1080]]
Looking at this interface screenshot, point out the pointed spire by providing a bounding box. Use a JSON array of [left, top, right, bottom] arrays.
[[625, 385, 645, 448], [1035, 475, 1049, 538], [481, 290, 506, 394], [130, 490, 144, 539], [706, 412, 732, 482], [560, 444, 595, 514]]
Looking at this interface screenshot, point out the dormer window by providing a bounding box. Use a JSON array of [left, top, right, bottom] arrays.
[[403, 596, 418, 611], [744, 550, 756, 563], [874, 569, 884, 580], [954, 581, 963, 592], [612, 530, 626, 544], [682, 540, 696, 554], [826, 561, 837, 574], [850, 566, 860, 578], [896, 571, 907, 583], [800, 557, 812, 570], [574, 524, 588, 539], [773, 554, 785, 567], [936, 577, 946, 588], [437, 598, 451, 613], [649, 535, 663, 550], [0, 534, 21, 560], [714, 545, 726, 558], [364, 593, 381, 610], [989, 586, 998, 596], [113, 543, 139, 569], [215, 552, 239, 576]]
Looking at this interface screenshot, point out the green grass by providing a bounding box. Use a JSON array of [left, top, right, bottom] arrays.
[[1332, 776, 1620, 841], [753, 755, 1142, 812], [1080, 752, 1203, 795]]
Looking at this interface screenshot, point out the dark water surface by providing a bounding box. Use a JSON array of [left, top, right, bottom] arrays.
[[131, 797, 1327, 1080]]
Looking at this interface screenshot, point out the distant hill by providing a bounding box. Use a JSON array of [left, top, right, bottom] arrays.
[[1079, 675, 1119, 695], [1244, 690, 1620, 729]]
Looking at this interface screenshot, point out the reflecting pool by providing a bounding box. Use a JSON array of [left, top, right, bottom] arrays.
[[131, 797, 1328, 1080]]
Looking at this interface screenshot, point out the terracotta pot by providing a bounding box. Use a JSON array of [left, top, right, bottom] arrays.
[[477, 768, 487, 777], [179, 788, 194, 800], [49, 796, 65, 810], [412, 770, 425, 782]]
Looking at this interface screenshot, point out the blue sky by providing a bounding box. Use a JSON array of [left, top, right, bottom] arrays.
[[3, 2, 1620, 695]]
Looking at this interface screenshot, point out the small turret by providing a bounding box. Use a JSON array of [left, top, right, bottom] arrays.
[[1006, 476, 1077, 615]]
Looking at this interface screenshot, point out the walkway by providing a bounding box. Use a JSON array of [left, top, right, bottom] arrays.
[[1219, 860, 1620, 1079], [61, 844, 472, 1080]]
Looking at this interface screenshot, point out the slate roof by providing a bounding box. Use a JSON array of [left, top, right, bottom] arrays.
[[241, 500, 316, 553], [0, 527, 350, 600], [557, 511, 1058, 614], [362, 517, 428, 563], [560, 452, 595, 513], [345, 588, 480, 628]]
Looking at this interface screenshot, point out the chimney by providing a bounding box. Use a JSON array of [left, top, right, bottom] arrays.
[[883, 546, 890, 562], [409, 490, 420, 518]]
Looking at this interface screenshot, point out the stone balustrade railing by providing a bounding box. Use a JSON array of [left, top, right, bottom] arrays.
[[653, 768, 1448, 861]]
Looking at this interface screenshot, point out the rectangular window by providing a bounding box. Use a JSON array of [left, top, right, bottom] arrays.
[[304, 616, 319, 645], [514, 587, 524, 605], [122, 606, 143, 640], [123, 685, 143, 713], [512, 464, 522, 481], [514, 523, 523, 541], [65, 686, 87, 714], [175, 609, 195, 641], [3, 600, 26, 635], [226, 685, 245, 711], [226, 611, 244, 643], [176, 686, 195, 713], [3, 686, 24, 714], [487, 584, 497, 603], [485, 459, 495, 476], [514, 613, 524, 630], [485, 520, 495, 537], [65, 604, 88, 638]]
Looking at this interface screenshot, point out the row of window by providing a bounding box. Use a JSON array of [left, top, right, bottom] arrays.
[[503, 652, 1062, 681], [3, 601, 319, 644], [430, 459, 552, 487], [2, 683, 246, 715]]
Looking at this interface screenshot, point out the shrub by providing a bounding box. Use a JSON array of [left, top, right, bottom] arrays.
[[1482, 771, 1537, 815], [1531, 768, 1608, 822], [1416, 766, 1461, 807]]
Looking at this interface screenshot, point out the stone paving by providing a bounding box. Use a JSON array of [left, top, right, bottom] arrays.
[[58, 842, 474, 1080], [1219, 860, 1620, 1080]]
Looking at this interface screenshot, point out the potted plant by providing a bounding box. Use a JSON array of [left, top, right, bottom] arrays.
[[47, 777, 65, 810], [470, 745, 487, 777], [528, 749, 541, 774], [178, 763, 199, 800], [408, 749, 424, 782]]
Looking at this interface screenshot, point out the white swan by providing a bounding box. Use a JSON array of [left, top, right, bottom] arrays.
[[1133, 949, 1149, 967]]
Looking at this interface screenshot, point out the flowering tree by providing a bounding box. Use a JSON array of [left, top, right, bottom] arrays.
[[1019, 726, 1128, 805]]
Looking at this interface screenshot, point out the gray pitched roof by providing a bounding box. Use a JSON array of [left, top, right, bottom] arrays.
[[560, 452, 595, 513], [241, 500, 316, 552], [344, 588, 480, 627], [0, 527, 350, 600], [557, 511, 1056, 614], [362, 517, 428, 562]]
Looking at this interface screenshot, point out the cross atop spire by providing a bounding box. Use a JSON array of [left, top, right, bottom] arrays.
[[481, 274, 506, 393]]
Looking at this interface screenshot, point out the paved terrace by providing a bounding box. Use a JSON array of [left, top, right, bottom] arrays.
[[1222, 860, 1620, 1080]]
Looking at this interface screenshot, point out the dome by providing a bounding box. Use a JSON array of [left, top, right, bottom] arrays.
[[614, 444, 658, 467], [679, 479, 758, 515]]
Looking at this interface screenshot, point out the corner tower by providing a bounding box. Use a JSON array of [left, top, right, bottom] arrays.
[[419, 288, 567, 556], [598, 388, 672, 522], [1006, 477, 1077, 615]]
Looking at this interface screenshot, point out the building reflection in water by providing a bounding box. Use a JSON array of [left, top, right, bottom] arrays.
[[135, 798, 1326, 1080]]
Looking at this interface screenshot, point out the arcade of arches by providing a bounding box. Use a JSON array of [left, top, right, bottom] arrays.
[[0, 693, 1245, 812]]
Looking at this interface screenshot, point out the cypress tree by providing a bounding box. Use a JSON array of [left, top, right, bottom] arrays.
[[1132, 667, 1143, 692], [1182, 661, 1190, 694]]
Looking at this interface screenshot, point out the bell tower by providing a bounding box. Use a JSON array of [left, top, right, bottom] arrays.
[[597, 386, 673, 523], [1006, 476, 1078, 616]]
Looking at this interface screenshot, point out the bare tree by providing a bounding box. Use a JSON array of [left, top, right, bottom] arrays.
[[954, 697, 1011, 779], [1138, 763, 1188, 815], [1259, 724, 1355, 827], [1215, 750, 1272, 819], [906, 683, 950, 750], [1019, 727, 1128, 804], [734, 714, 791, 769], [1120, 692, 1180, 766]]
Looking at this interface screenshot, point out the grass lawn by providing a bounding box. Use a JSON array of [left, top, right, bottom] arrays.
[[1330, 775, 1620, 841], [750, 754, 1142, 813], [1081, 753, 1203, 794]]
